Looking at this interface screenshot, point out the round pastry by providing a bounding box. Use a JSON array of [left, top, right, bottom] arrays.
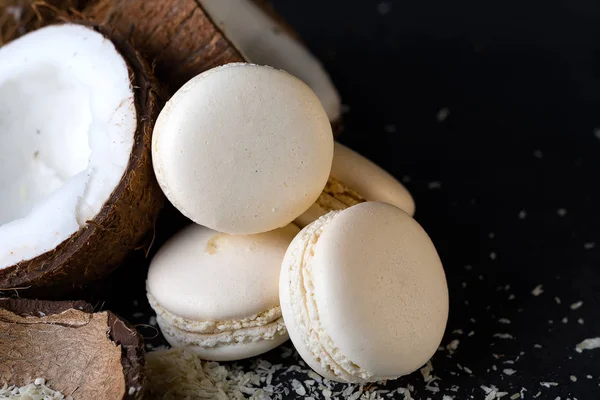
[[151, 63, 334, 234], [280, 202, 448, 382], [331, 142, 415, 216], [295, 142, 415, 227], [147, 223, 300, 361]]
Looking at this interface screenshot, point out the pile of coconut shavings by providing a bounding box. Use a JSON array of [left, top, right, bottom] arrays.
[[145, 347, 415, 400], [0, 378, 72, 400]]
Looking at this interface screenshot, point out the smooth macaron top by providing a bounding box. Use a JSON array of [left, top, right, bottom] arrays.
[[281, 202, 448, 382], [152, 63, 334, 234], [331, 142, 415, 216], [147, 223, 300, 321]]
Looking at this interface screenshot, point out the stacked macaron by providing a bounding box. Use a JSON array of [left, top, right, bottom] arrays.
[[147, 63, 449, 382]]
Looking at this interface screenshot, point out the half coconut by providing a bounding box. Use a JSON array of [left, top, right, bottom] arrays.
[[0, 22, 163, 295], [83, 0, 342, 123], [0, 298, 145, 400]]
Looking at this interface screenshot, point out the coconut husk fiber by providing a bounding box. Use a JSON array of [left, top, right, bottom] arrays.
[[0, 298, 145, 400]]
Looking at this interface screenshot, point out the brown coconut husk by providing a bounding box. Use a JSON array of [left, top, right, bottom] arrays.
[[82, 0, 245, 93], [0, 298, 145, 400], [0, 15, 165, 297]]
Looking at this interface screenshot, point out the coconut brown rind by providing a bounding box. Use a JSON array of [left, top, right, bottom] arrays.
[[0, 0, 78, 44], [83, 0, 245, 93], [0, 21, 165, 296], [0, 298, 145, 400]]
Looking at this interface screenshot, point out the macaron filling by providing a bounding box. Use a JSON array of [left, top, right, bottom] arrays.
[[149, 293, 287, 348], [287, 212, 395, 383]]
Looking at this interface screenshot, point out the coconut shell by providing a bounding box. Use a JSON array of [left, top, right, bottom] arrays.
[[0, 298, 145, 400], [82, 0, 244, 93], [0, 19, 165, 296]]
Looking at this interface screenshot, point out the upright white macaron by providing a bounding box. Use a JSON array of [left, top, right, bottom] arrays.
[[147, 223, 300, 361], [332, 142, 415, 216], [280, 202, 448, 382], [294, 142, 416, 227], [152, 63, 334, 234]]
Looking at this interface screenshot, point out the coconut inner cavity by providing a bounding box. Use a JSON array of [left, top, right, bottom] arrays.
[[0, 24, 136, 269]]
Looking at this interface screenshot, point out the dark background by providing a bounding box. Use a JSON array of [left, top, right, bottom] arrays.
[[107, 1, 600, 398]]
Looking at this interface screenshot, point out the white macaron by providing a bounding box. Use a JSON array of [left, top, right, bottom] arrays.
[[294, 142, 415, 227], [280, 202, 448, 382], [151, 63, 334, 234], [147, 223, 300, 361], [331, 142, 415, 216]]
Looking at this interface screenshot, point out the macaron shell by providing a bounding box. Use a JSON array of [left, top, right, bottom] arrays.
[[152, 63, 334, 234], [160, 321, 290, 361], [312, 202, 448, 377], [147, 223, 300, 321], [332, 142, 415, 216]]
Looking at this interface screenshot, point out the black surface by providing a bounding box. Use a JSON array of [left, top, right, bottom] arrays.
[[104, 1, 600, 399]]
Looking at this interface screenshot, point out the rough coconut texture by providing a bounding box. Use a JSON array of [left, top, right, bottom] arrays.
[[0, 21, 163, 296], [82, 0, 244, 92], [0, 298, 145, 400]]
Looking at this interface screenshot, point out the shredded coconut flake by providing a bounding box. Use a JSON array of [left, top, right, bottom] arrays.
[[446, 339, 460, 354], [570, 301, 583, 310], [494, 333, 514, 340], [540, 382, 558, 388], [531, 285, 544, 296], [0, 379, 71, 400], [575, 337, 600, 352]]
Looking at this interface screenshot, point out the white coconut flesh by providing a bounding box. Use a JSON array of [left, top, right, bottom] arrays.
[[199, 0, 342, 122], [0, 24, 136, 270]]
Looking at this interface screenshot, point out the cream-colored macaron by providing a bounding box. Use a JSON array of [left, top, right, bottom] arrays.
[[147, 223, 300, 361], [295, 142, 415, 227], [332, 142, 415, 215], [152, 63, 334, 234], [280, 202, 448, 383]]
